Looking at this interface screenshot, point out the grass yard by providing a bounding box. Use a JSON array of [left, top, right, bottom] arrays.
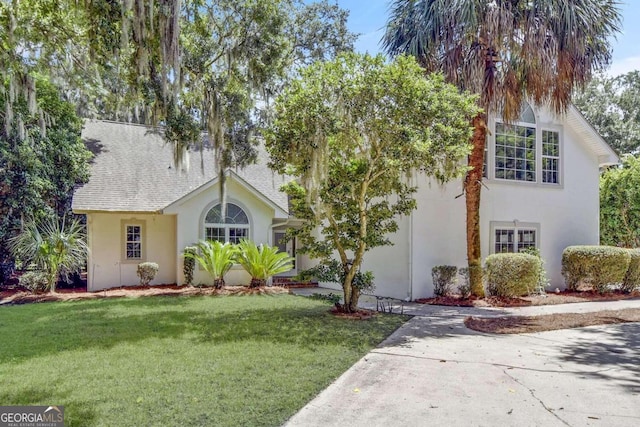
[[0, 294, 407, 426]]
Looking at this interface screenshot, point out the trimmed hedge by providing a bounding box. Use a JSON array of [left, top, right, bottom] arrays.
[[561, 246, 630, 293], [485, 253, 541, 297], [431, 265, 457, 297], [622, 248, 640, 292]]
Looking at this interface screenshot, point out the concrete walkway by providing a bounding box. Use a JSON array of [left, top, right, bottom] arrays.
[[286, 289, 640, 427]]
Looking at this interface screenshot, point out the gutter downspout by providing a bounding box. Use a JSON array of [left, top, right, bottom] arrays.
[[407, 172, 416, 302]]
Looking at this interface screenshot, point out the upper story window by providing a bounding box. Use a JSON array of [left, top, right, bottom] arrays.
[[204, 203, 249, 244], [492, 103, 561, 185]]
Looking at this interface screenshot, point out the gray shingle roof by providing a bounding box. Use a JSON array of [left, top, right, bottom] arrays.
[[72, 120, 289, 213]]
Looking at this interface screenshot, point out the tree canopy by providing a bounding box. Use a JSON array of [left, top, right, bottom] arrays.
[[266, 53, 479, 312], [574, 71, 640, 155], [600, 155, 640, 248]]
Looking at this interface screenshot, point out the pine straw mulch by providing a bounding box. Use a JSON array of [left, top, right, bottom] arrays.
[[465, 308, 640, 334], [417, 290, 640, 334], [0, 284, 290, 305]]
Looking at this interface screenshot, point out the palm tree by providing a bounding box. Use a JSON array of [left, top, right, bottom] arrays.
[[184, 240, 238, 289], [9, 217, 88, 293], [236, 240, 294, 288], [383, 0, 621, 296]]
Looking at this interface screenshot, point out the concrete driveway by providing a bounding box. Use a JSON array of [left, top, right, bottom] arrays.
[[285, 298, 640, 427]]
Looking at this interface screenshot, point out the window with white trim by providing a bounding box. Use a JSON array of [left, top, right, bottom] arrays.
[[493, 103, 561, 185], [493, 227, 537, 253], [204, 203, 249, 244], [121, 219, 145, 262]]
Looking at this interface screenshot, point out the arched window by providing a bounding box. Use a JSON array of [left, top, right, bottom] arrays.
[[204, 203, 249, 243]]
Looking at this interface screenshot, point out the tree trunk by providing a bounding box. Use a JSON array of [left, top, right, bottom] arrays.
[[465, 113, 487, 298], [249, 278, 265, 288], [341, 263, 360, 313], [213, 277, 225, 289]]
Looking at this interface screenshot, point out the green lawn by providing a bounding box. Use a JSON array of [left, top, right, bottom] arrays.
[[0, 294, 408, 426]]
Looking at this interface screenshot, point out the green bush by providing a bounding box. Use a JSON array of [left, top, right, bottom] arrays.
[[183, 246, 197, 286], [485, 253, 541, 297], [431, 265, 457, 297], [561, 246, 630, 293], [457, 267, 471, 298], [18, 271, 49, 292], [520, 247, 549, 295], [137, 262, 159, 286], [622, 248, 640, 293]]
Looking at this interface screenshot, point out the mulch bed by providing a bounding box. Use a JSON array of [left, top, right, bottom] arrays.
[[465, 308, 640, 334], [0, 284, 290, 305], [330, 306, 376, 320]]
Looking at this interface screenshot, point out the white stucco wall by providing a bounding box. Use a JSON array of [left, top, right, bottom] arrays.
[[165, 177, 287, 285], [86, 213, 177, 291], [351, 108, 603, 299]]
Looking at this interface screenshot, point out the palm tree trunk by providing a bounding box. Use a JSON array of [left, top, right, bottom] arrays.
[[465, 113, 487, 298]]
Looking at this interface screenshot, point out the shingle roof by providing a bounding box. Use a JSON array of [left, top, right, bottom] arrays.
[[72, 120, 289, 213]]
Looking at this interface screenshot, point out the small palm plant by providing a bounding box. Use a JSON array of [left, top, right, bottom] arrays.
[[9, 216, 88, 293], [184, 240, 237, 289], [236, 239, 294, 288]]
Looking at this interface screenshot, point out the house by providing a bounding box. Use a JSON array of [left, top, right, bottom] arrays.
[[73, 104, 617, 297], [73, 120, 297, 291]]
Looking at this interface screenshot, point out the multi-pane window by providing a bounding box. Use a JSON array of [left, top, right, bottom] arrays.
[[542, 130, 560, 184], [492, 103, 561, 184], [494, 123, 536, 182], [125, 225, 142, 259], [204, 203, 249, 244], [494, 228, 537, 253]]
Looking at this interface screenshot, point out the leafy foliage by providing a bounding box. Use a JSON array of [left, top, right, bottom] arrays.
[[0, 78, 90, 273], [18, 271, 49, 292], [267, 53, 478, 311], [600, 155, 640, 247], [235, 240, 294, 288], [8, 217, 88, 292], [184, 241, 238, 289], [622, 249, 640, 293], [136, 262, 159, 286], [561, 246, 630, 293], [485, 253, 541, 297], [574, 71, 640, 154], [182, 246, 198, 286], [431, 266, 458, 297], [520, 247, 549, 295]]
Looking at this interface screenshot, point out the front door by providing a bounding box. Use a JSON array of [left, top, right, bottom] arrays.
[[274, 231, 296, 275]]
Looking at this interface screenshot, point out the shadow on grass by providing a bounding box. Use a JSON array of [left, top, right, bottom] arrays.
[[558, 322, 640, 394], [0, 295, 406, 364]]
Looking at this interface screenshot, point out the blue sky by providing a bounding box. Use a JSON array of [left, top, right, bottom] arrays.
[[334, 0, 640, 77]]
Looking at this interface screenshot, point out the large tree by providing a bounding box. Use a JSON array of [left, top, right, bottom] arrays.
[[600, 155, 640, 247], [383, 0, 621, 297], [266, 53, 479, 312], [574, 71, 640, 155]]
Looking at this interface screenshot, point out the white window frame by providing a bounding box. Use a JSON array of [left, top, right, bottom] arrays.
[[488, 111, 563, 187], [489, 221, 540, 254], [121, 219, 146, 263], [202, 202, 251, 244]]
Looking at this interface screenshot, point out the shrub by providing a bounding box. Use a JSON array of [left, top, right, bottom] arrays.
[[183, 246, 197, 286], [520, 247, 548, 295], [18, 271, 49, 292], [184, 241, 237, 289], [236, 240, 294, 288], [431, 265, 457, 297], [561, 246, 630, 293], [457, 267, 472, 298], [485, 253, 541, 297], [622, 248, 640, 293], [307, 292, 341, 305], [137, 262, 159, 286]]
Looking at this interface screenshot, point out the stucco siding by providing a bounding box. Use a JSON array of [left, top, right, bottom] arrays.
[[87, 213, 177, 291], [169, 177, 280, 285]]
